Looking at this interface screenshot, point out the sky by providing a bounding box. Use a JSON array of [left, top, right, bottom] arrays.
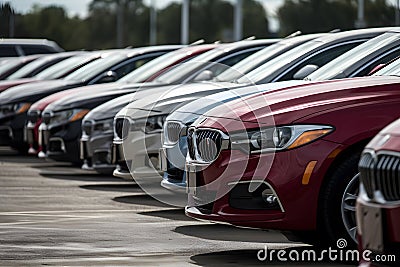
[[1, 0, 285, 31]]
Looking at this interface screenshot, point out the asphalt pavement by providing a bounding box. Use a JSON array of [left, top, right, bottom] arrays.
[[0, 147, 353, 266]]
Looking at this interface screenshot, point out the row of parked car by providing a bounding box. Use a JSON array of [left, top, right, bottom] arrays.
[[1, 28, 400, 265]]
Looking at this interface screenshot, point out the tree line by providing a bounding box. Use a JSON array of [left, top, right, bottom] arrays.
[[0, 0, 398, 50]]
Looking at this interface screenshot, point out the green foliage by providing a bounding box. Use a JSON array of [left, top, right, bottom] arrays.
[[1, 0, 271, 49], [0, 3, 15, 37], [277, 0, 397, 36]]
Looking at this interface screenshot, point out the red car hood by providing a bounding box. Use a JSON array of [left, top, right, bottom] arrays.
[[0, 78, 38, 93], [366, 117, 400, 152], [198, 76, 400, 131]]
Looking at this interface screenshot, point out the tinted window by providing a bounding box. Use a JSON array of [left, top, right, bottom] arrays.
[[119, 50, 203, 83], [36, 55, 96, 80], [0, 45, 18, 57], [307, 32, 400, 81], [204, 49, 260, 78], [112, 56, 156, 79], [277, 42, 360, 81], [22, 45, 54, 55], [64, 54, 127, 82], [356, 48, 400, 77]]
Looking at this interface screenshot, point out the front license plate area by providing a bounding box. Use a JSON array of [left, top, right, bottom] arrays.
[[361, 205, 384, 253]]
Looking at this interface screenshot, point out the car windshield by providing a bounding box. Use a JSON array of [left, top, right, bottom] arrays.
[[119, 49, 197, 83], [306, 32, 400, 81], [0, 58, 24, 76], [235, 40, 323, 84], [154, 46, 228, 84], [36, 54, 94, 80], [6, 56, 59, 80], [64, 53, 127, 82], [214, 43, 288, 82], [373, 57, 400, 76]]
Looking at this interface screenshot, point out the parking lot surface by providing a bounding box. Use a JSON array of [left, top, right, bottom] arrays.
[[0, 148, 352, 266]]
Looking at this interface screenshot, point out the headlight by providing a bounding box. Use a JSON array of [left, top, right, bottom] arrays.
[[130, 115, 167, 133], [242, 125, 334, 153], [47, 109, 89, 125], [0, 103, 31, 117], [93, 118, 114, 132]]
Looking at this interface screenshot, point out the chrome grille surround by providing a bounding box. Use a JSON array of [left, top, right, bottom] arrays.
[[27, 110, 41, 124], [187, 127, 229, 163], [165, 121, 184, 144], [114, 117, 130, 140], [82, 120, 94, 136], [359, 150, 400, 203], [42, 111, 53, 125]]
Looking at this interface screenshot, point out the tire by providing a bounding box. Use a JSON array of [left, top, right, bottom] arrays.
[[319, 152, 360, 248]]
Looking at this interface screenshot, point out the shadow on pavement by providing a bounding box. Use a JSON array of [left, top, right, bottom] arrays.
[[190, 249, 355, 266], [113, 194, 172, 208], [40, 172, 120, 182], [80, 183, 140, 193], [138, 208, 194, 221], [174, 224, 289, 243]]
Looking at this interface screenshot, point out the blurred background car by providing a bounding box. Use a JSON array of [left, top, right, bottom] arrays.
[[357, 117, 400, 266], [81, 33, 325, 175], [0, 38, 64, 57], [24, 44, 215, 155], [0, 46, 180, 153], [37, 39, 277, 163], [0, 51, 85, 92], [0, 55, 43, 80]]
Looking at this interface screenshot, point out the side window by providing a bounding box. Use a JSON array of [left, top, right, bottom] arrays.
[[112, 55, 160, 80], [207, 49, 261, 76], [0, 45, 18, 57], [278, 42, 361, 81], [355, 48, 400, 77], [22, 45, 54, 55]]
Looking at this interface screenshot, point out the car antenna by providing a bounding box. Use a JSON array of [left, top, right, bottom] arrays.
[[189, 39, 205, 46], [284, 31, 301, 38]]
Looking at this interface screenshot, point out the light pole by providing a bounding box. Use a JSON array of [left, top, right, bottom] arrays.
[[234, 0, 243, 41], [181, 0, 189, 45], [355, 0, 366, 28], [150, 0, 157, 45]]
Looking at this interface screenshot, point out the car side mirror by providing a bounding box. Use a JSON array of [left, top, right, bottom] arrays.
[[368, 64, 386, 76], [293, 64, 319, 80], [193, 70, 214, 82], [98, 71, 118, 83]]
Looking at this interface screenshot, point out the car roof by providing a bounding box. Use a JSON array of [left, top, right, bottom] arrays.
[[314, 27, 400, 43]]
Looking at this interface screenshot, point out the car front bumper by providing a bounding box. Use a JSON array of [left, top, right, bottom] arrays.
[[39, 120, 82, 163], [80, 131, 115, 174], [185, 139, 342, 231]]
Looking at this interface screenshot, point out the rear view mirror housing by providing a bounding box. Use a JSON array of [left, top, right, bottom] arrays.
[[293, 64, 319, 80], [193, 70, 214, 82]]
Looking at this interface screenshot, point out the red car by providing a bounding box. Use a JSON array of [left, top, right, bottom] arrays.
[[357, 118, 400, 266], [184, 58, 400, 247]]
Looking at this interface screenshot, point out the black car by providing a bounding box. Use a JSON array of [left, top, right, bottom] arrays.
[[0, 55, 43, 80], [38, 39, 278, 163], [0, 46, 180, 153]]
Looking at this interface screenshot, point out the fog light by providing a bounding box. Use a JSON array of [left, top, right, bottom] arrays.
[[262, 189, 279, 207]]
